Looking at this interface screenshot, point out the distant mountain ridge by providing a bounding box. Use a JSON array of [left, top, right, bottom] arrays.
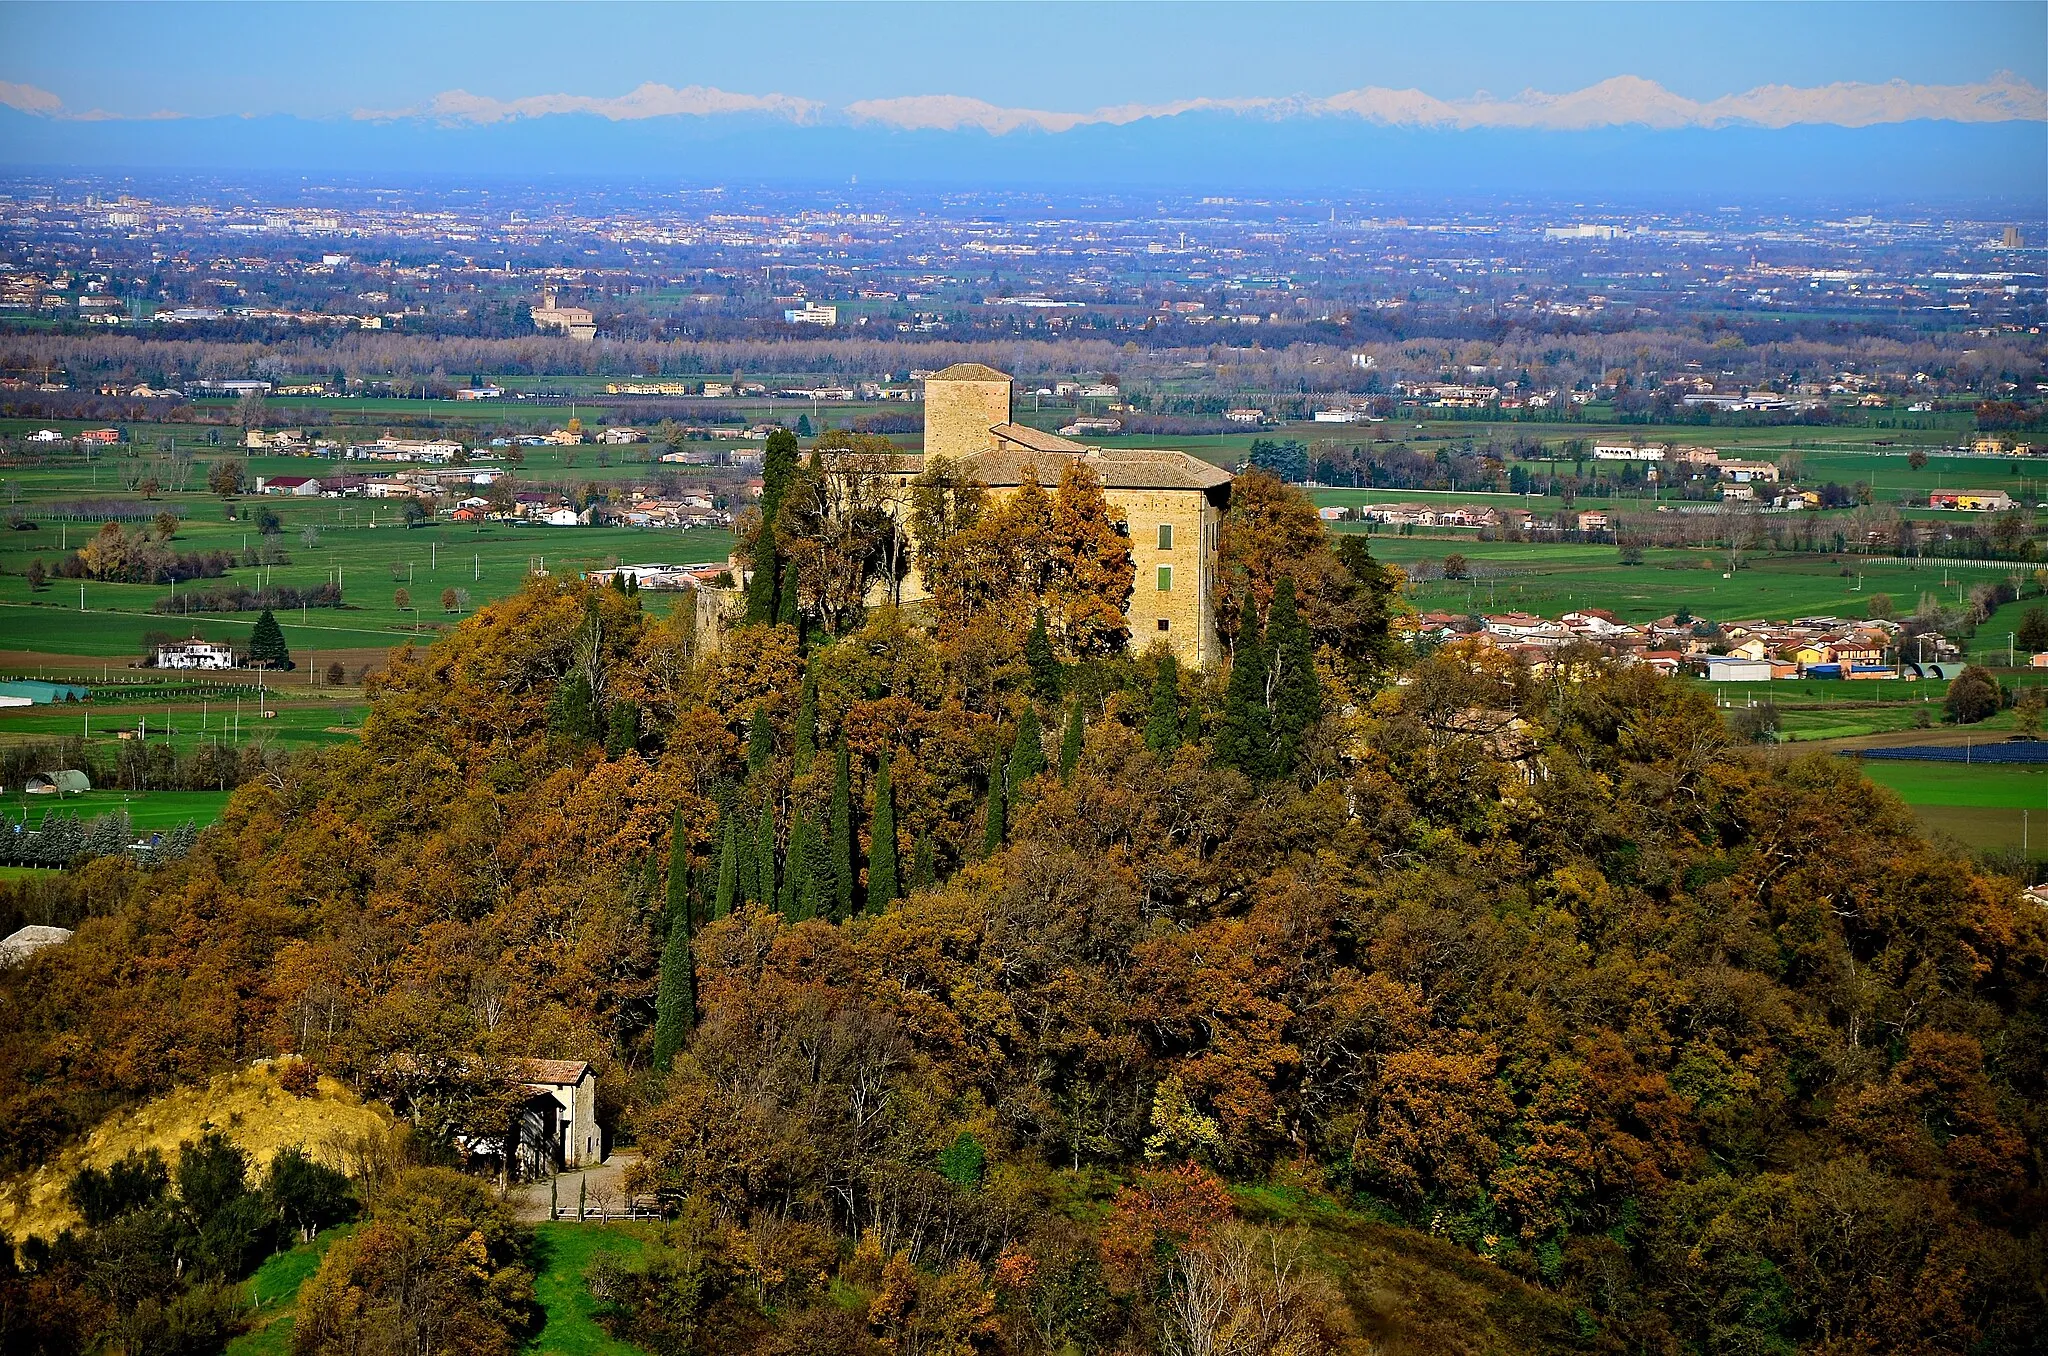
[[1, 105, 2041, 200]]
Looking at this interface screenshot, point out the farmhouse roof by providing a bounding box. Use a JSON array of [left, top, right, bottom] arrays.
[[514, 1058, 591, 1087]]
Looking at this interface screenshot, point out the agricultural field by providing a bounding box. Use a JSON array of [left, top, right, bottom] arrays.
[[0, 458, 726, 668], [1, 788, 234, 831]]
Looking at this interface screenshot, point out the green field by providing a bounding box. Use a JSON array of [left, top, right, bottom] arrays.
[[1849, 758, 2048, 853], [0, 693, 366, 757], [1, 788, 233, 830], [0, 468, 723, 665]]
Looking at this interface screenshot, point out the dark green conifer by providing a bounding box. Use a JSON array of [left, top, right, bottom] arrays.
[[829, 736, 854, 919], [605, 700, 640, 758], [665, 805, 690, 929], [1267, 577, 1322, 777], [1007, 706, 1046, 799], [248, 608, 293, 670], [1059, 699, 1085, 781], [782, 811, 811, 919], [747, 703, 772, 778], [548, 672, 596, 746], [755, 795, 777, 905], [1144, 653, 1181, 754], [777, 559, 800, 629], [867, 754, 899, 912], [1025, 608, 1062, 701], [1214, 594, 1272, 777], [714, 814, 739, 919], [794, 670, 818, 772], [650, 899, 694, 1071]]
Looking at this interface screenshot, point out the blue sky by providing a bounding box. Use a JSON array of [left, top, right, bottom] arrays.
[[3, 1, 2043, 120]]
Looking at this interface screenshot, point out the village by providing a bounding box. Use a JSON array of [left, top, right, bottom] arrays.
[[1401, 606, 1972, 680]]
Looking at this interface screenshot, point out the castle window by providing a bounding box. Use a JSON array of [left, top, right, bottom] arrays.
[[1157, 523, 1173, 550], [1158, 619, 1171, 632], [1157, 566, 1173, 592]]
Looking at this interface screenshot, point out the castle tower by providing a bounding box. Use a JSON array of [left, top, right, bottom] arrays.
[[922, 363, 1013, 458]]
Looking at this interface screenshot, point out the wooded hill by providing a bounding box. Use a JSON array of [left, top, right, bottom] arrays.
[[1, 458, 2042, 1356]]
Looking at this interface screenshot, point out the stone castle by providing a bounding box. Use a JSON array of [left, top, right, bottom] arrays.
[[708, 362, 1233, 666]]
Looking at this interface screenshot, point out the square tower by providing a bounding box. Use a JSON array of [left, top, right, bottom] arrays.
[[923, 362, 1013, 457]]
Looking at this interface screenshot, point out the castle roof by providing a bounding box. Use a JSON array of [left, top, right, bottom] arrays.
[[926, 362, 1012, 383], [965, 445, 1231, 493], [991, 422, 1089, 454]]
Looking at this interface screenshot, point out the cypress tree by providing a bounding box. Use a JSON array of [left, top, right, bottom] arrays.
[[548, 672, 596, 746], [1007, 706, 1046, 797], [745, 428, 801, 625], [1059, 699, 1085, 781], [1144, 653, 1181, 754], [605, 700, 640, 758], [1025, 608, 1062, 701], [747, 703, 773, 778], [745, 544, 779, 625], [867, 754, 899, 912], [981, 772, 1007, 858], [714, 814, 739, 919], [794, 670, 818, 773], [1214, 594, 1271, 777], [1182, 702, 1202, 747], [782, 811, 811, 920], [650, 900, 694, 1071], [755, 795, 777, 906], [1267, 577, 1322, 778], [248, 608, 293, 670], [664, 805, 690, 929], [829, 736, 854, 920], [777, 559, 800, 630], [911, 832, 935, 892], [801, 810, 833, 920]]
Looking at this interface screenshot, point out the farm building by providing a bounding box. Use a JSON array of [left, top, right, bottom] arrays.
[[510, 1059, 601, 1176], [155, 640, 236, 670], [0, 680, 90, 704], [25, 770, 91, 794]]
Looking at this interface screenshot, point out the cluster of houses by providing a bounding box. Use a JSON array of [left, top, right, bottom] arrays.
[[1327, 502, 1614, 534], [1404, 609, 1956, 680]]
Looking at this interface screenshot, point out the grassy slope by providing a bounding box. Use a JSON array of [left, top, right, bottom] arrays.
[[527, 1222, 652, 1356], [225, 1225, 356, 1356], [1234, 1186, 1590, 1355]]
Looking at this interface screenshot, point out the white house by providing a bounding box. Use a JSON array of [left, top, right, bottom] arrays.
[[155, 640, 236, 670], [543, 507, 582, 527]]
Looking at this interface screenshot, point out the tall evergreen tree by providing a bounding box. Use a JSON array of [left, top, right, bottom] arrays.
[[782, 810, 811, 919], [548, 671, 596, 746], [650, 900, 694, 1071], [1025, 608, 1062, 701], [1214, 594, 1272, 777], [829, 736, 854, 920], [1144, 654, 1182, 754], [777, 558, 800, 630], [755, 795, 777, 906], [800, 811, 833, 920], [747, 703, 773, 778], [745, 428, 802, 625], [605, 700, 641, 758], [248, 608, 293, 670], [1007, 706, 1046, 798], [1059, 699, 1085, 781], [911, 832, 935, 892], [867, 754, 899, 912], [664, 805, 690, 930], [1266, 577, 1322, 777], [714, 814, 739, 919], [794, 670, 819, 772]]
